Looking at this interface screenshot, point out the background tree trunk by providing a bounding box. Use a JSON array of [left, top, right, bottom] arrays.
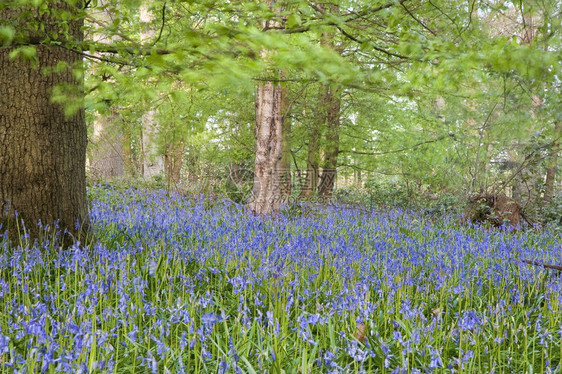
[[164, 142, 185, 190], [0, 4, 89, 242], [544, 121, 561, 202], [122, 124, 139, 177], [318, 85, 341, 197], [140, 5, 165, 179], [142, 109, 165, 178], [301, 85, 327, 199], [279, 84, 292, 203], [88, 0, 123, 180], [90, 108, 124, 179]]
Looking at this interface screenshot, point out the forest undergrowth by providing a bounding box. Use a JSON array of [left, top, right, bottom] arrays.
[[1, 186, 562, 373]]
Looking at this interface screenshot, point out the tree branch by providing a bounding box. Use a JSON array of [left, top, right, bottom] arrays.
[[400, 2, 437, 36], [152, 2, 167, 47], [344, 0, 410, 22], [336, 25, 410, 61], [273, 0, 410, 34], [340, 134, 448, 155]]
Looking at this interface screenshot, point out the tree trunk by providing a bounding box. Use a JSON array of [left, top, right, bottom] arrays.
[[140, 5, 165, 179], [249, 80, 284, 215], [164, 142, 185, 190], [544, 121, 561, 202], [249, 0, 284, 215], [122, 123, 139, 177], [90, 108, 124, 179], [318, 85, 341, 197], [88, 0, 123, 180], [141, 110, 165, 179], [301, 85, 327, 199], [0, 4, 89, 242], [279, 84, 292, 203]]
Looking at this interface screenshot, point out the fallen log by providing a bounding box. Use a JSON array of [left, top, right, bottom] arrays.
[[522, 259, 562, 272]]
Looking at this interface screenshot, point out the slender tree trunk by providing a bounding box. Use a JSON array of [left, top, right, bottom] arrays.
[[142, 108, 165, 178], [122, 123, 138, 177], [318, 85, 341, 197], [279, 84, 292, 202], [140, 5, 164, 179], [0, 4, 89, 242], [354, 163, 362, 187], [544, 121, 562, 202], [88, 0, 123, 179], [91, 108, 123, 179], [164, 142, 185, 190], [301, 85, 327, 199]]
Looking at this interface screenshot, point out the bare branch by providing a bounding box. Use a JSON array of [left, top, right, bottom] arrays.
[[336, 25, 410, 60], [400, 2, 437, 36], [340, 134, 449, 156]]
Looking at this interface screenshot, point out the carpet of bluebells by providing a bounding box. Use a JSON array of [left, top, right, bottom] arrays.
[[1, 187, 562, 373]]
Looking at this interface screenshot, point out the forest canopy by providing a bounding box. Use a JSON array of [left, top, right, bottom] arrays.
[[1, 0, 561, 220]]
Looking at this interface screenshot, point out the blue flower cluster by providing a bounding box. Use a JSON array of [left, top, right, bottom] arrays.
[[0, 187, 561, 373]]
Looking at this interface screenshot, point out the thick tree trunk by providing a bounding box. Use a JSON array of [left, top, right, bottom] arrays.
[[249, 80, 284, 215], [0, 4, 89, 242], [318, 85, 341, 197]]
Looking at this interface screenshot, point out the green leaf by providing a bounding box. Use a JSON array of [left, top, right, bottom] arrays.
[[0, 26, 15, 47], [286, 13, 301, 29], [9, 46, 38, 67]]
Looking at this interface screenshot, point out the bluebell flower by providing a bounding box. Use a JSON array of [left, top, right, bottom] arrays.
[[0, 334, 10, 354]]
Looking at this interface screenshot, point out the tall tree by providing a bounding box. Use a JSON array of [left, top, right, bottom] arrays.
[[250, 77, 284, 215], [544, 121, 562, 202], [140, 4, 165, 179], [279, 82, 292, 202], [0, 2, 89, 241], [88, 0, 124, 179], [249, 0, 285, 215], [318, 84, 342, 197], [301, 84, 326, 199]]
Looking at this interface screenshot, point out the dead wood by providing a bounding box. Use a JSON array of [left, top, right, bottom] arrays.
[[354, 323, 367, 344], [522, 259, 562, 272], [463, 193, 525, 228]]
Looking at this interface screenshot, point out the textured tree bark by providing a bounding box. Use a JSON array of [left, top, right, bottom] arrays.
[[0, 4, 89, 242], [250, 79, 284, 215], [318, 85, 341, 197], [249, 0, 285, 215]]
